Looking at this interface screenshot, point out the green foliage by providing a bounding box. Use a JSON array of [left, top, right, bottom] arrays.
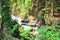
[[55, 7, 60, 11], [10, 0, 33, 19], [0, 6, 2, 19], [1, 0, 60, 40], [55, 25, 60, 29], [20, 0, 33, 18], [19, 30, 30, 37], [9, 23, 19, 35], [18, 25, 34, 40], [36, 25, 60, 40]]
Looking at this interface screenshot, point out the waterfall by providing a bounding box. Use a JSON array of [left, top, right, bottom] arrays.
[[11, 15, 23, 25]]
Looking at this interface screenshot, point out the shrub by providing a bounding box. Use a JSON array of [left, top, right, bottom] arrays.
[[35, 25, 60, 40]]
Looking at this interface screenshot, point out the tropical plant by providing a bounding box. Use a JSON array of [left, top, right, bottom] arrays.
[[35, 25, 60, 40]]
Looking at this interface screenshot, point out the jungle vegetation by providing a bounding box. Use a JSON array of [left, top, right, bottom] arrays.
[[0, 0, 60, 40]]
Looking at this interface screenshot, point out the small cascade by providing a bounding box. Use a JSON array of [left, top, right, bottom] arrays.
[[11, 15, 39, 34]]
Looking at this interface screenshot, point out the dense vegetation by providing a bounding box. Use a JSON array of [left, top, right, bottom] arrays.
[[0, 0, 60, 40]]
